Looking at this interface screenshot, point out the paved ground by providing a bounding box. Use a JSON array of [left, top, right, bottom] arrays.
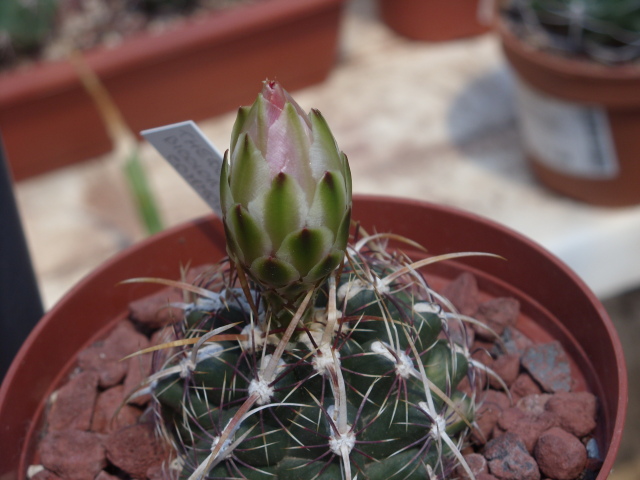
[[10, 0, 639, 476]]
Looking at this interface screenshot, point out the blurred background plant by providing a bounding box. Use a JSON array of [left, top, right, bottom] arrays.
[[70, 51, 164, 235], [501, 0, 640, 63], [0, 0, 58, 63], [0, 0, 256, 70]]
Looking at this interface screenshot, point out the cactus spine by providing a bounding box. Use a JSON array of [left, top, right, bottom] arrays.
[[136, 82, 484, 479], [143, 240, 482, 480]]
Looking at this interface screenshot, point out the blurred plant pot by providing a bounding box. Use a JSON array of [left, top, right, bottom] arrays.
[[0, 0, 345, 182], [498, 18, 640, 207], [0, 195, 627, 479], [378, 0, 490, 41]]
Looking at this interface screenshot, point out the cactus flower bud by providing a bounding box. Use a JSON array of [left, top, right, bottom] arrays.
[[220, 81, 352, 299]]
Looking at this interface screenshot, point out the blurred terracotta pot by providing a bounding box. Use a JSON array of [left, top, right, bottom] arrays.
[[0, 195, 627, 479], [498, 18, 640, 207], [378, 0, 490, 41], [0, 0, 345, 181]]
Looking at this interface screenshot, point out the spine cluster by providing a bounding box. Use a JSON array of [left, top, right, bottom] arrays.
[[146, 235, 482, 480]]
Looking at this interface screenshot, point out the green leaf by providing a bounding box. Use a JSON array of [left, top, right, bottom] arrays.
[[307, 171, 347, 233], [263, 172, 305, 248], [250, 256, 299, 288], [341, 152, 352, 200], [277, 227, 333, 277], [227, 204, 271, 265], [303, 249, 344, 284], [230, 105, 250, 151], [123, 150, 163, 235], [229, 133, 270, 206], [309, 109, 343, 178], [220, 152, 234, 215], [333, 207, 351, 252]]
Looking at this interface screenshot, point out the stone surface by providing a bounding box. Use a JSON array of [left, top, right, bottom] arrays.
[[30, 469, 63, 480], [127, 264, 215, 330], [104, 423, 171, 478], [535, 427, 587, 480], [545, 391, 598, 438], [489, 353, 521, 388], [38, 430, 107, 480], [77, 320, 150, 388], [442, 272, 480, 316], [472, 390, 511, 445], [475, 475, 500, 480], [47, 370, 99, 432], [147, 463, 175, 480], [517, 394, 553, 416], [499, 326, 534, 356], [123, 347, 155, 406], [91, 385, 141, 434], [455, 453, 489, 479], [496, 407, 558, 453], [510, 373, 543, 401], [459, 347, 492, 394], [474, 297, 520, 340], [521, 341, 572, 393], [484, 432, 541, 480], [95, 472, 121, 480], [128, 287, 184, 329]]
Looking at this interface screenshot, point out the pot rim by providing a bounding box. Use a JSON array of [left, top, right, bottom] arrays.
[[496, 14, 640, 106], [0, 0, 345, 107], [0, 194, 627, 479]]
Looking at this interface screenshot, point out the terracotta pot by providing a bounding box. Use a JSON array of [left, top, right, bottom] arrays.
[[378, 0, 490, 42], [0, 195, 626, 478], [498, 18, 640, 207], [0, 0, 345, 181]]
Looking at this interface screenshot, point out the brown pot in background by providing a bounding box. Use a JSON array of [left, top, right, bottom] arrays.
[[0, 195, 627, 479], [498, 19, 640, 207], [378, 0, 490, 41], [0, 0, 345, 182]]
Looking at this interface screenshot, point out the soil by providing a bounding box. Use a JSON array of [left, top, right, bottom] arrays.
[[0, 0, 261, 72], [28, 270, 603, 480]]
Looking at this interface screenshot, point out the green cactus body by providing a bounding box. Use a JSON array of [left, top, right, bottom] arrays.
[[136, 81, 481, 479], [146, 240, 478, 480]]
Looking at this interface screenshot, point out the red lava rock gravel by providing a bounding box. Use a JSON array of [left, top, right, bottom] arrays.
[[39, 430, 107, 480], [484, 432, 541, 480], [29, 272, 602, 480], [104, 423, 172, 478], [535, 427, 588, 479], [545, 391, 598, 437]]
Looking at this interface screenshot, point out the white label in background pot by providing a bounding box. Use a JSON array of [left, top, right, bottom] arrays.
[[514, 80, 619, 179]]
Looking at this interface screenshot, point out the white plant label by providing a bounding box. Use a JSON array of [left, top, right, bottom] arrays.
[[142, 121, 223, 218], [515, 80, 619, 179]]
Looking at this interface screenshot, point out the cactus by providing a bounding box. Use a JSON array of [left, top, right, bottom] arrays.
[[502, 0, 640, 63], [134, 81, 487, 480], [0, 0, 58, 60]]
